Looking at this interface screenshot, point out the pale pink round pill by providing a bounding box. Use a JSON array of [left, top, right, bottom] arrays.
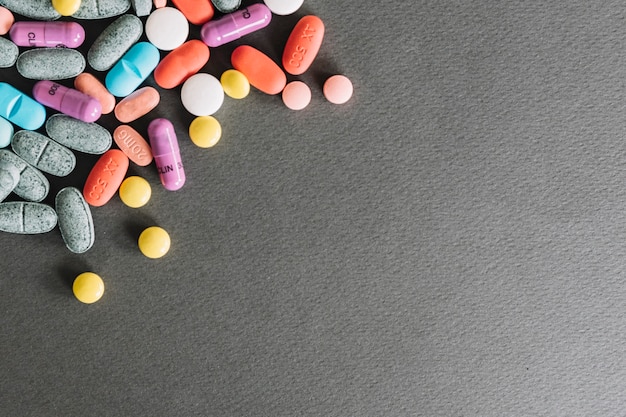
[[0, 7, 14, 35], [323, 75, 353, 105], [282, 81, 311, 111]]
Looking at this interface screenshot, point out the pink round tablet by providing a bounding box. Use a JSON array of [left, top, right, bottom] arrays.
[[323, 75, 353, 105], [0, 7, 14, 35], [282, 81, 311, 111]]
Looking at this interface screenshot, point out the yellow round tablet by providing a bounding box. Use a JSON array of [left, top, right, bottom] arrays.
[[189, 116, 222, 148], [52, 0, 81, 16], [220, 69, 250, 99], [119, 176, 152, 208], [73, 272, 105, 304], [138, 226, 171, 259]]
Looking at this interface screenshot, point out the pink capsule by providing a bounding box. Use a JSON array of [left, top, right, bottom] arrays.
[[9, 21, 85, 48], [32, 81, 102, 123], [200, 3, 271, 48], [148, 118, 185, 191]]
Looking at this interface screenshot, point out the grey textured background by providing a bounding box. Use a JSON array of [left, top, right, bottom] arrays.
[[2, 1, 626, 416]]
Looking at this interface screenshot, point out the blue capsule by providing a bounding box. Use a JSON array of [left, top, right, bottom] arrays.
[[0, 83, 46, 131], [105, 42, 160, 97]]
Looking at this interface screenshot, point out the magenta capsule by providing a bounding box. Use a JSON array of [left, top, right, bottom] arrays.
[[148, 118, 185, 191], [9, 21, 85, 48], [32, 81, 102, 123], [200, 3, 271, 48]]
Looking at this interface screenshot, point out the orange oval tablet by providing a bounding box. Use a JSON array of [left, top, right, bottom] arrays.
[[171, 0, 214, 25], [83, 149, 129, 207], [154, 40, 210, 89], [231, 45, 286, 95], [74, 73, 116, 114], [114, 86, 160, 123], [282, 15, 325, 75], [113, 125, 153, 167]]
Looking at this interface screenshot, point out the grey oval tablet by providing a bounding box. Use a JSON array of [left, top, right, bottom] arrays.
[[131, 0, 152, 16], [72, 0, 131, 19], [45, 114, 112, 155], [211, 0, 241, 13], [88, 14, 143, 71], [0, 0, 60, 20], [16, 49, 85, 80], [0, 159, 20, 202], [11, 130, 76, 177], [55, 187, 95, 253], [0, 201, 57, 234], [0, 150, 50, 202], [0, 37, 18, 68]]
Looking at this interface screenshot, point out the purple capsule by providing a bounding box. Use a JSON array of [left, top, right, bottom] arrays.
[[32, 81, 101, 123], [9, 21, 85, 48], [148, 118, 185, 191], [200, 3, 271, 48]]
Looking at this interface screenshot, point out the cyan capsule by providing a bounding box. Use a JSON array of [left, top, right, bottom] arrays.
[[105, 42, 160, 97], [0, 82, 46, 130]]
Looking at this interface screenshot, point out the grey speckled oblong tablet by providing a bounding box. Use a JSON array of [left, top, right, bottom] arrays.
[[131, 0, 152, 16], [0, 158, 19, 202], [88, 14, 143, 71], [16, 49, 85, 80], [0, 0, 60, 20], [45, 114, 112, 155], [0, 150, 50, 202], [0, 201, 57, 234], [0, 37, 18, 68], [211, 0, 242, 13], [56, 187, 94, 253], [72, 0, 131, 19], [11, 130, 76, 177]]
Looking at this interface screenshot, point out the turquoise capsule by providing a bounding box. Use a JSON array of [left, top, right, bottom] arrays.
[[0, 116, 13, 148], [0, 82, 46, 130], [105, 42, 160, 97]]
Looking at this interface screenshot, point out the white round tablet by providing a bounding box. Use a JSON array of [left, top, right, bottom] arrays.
[[181, 73, 224, 116], [263, 0, 304, 15], [145, 7, 189, 51]]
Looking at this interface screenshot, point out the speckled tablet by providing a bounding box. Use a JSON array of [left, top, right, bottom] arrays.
[[16, 48, 85, 80], [72, 0, 131, 19], [11, 130, 76, 177], [55, 187, 94, 253], [0, 150, 50, 202], [0, 0, 61, 20], [45, 114, 112, 154], [210, 0, 241, 13], [0, 158, 19, 202], [131, 0, 152, 16], [88, 14, 143, 71], [0, 37, 17, 68], [0, 201, 57, 234]]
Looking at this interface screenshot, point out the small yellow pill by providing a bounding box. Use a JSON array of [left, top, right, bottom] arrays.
[[119, 176, 152, 208], [138, 226, 170, 259], [73, 272, 104, 304], [52, 0, 82, 16], [220, 69, 250, 99], [189, 116, 221, 148]]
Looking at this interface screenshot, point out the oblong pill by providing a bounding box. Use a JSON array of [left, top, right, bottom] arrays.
[[11, 130, 76, 177], [0, 6, 14, 35], [0, 201, 57, 234], [0, 116, 13, 148], [145, 7, 189, 51], [113, 125, 153, 166], [17, 48, 85, 80], [201, 3, 271, 48], [210, 0, 241, 13], [231, 45, 286, 95], [170, 0, 213, 25], [131, 0, 152, 16], [282, 15, 324, 75], [0, 37, 17, 68], [154, 40, 209, 89], [114, 86, 160, 123], [87, 14, 143, 72], [33, 81, 102, 123], [0, 0, 61, 20], [0, 150, 50, 202], [72, 0, 131, 19], [180, 73, 224, 116], [46, 114, 112, 154], [105, 41, 160, 97], [74, 73, 116, 114], [0, 82, 46, 130], [148, 118, 185, 191], [83, 149, 129, 206], [263, 0, 303, 15], [0, 158, 19, 202], [56, 187, 95, 253], [10, 21, 85, 48]]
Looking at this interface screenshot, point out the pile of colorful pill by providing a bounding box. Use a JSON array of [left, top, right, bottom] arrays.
[[0, 0, 353, 304]]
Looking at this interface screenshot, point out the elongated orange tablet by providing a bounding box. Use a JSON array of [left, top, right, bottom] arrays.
[[114, 86, 160, 123], [154, 40, 210, 89], [231, 45, 286, 95], [113, 125, 153, 166], [83, 149, 129, 207], [171, 0, 214, 25], [74, 73, 116, 115], [282, 15, 324, 75]]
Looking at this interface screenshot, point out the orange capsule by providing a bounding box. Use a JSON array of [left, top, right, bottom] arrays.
[[282, 15, 324, 75], [83, 149, 129, 207], [74, 73, 116, 114], [154, 40, 210, 89], [113, 125, 153, 167], [231, 45, 286, 95], [114, 86, 160, 123], [171, 0, 214, 25]]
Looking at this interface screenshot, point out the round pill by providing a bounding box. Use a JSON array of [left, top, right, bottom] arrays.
[[73, 272, 105, 304], [220, 69, 249, 99], [138, 226, 171, 259], [181, 73, 224, 116], [282, 81, 311, 110], [145, 7, 189, 51], [119, 176, 151, 208], [0, 7, 14, 35], [52, 0, 81, 16], [189, 116, 221, 148], [263, 0, 303, 15], [323, 75, 353, 104]]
